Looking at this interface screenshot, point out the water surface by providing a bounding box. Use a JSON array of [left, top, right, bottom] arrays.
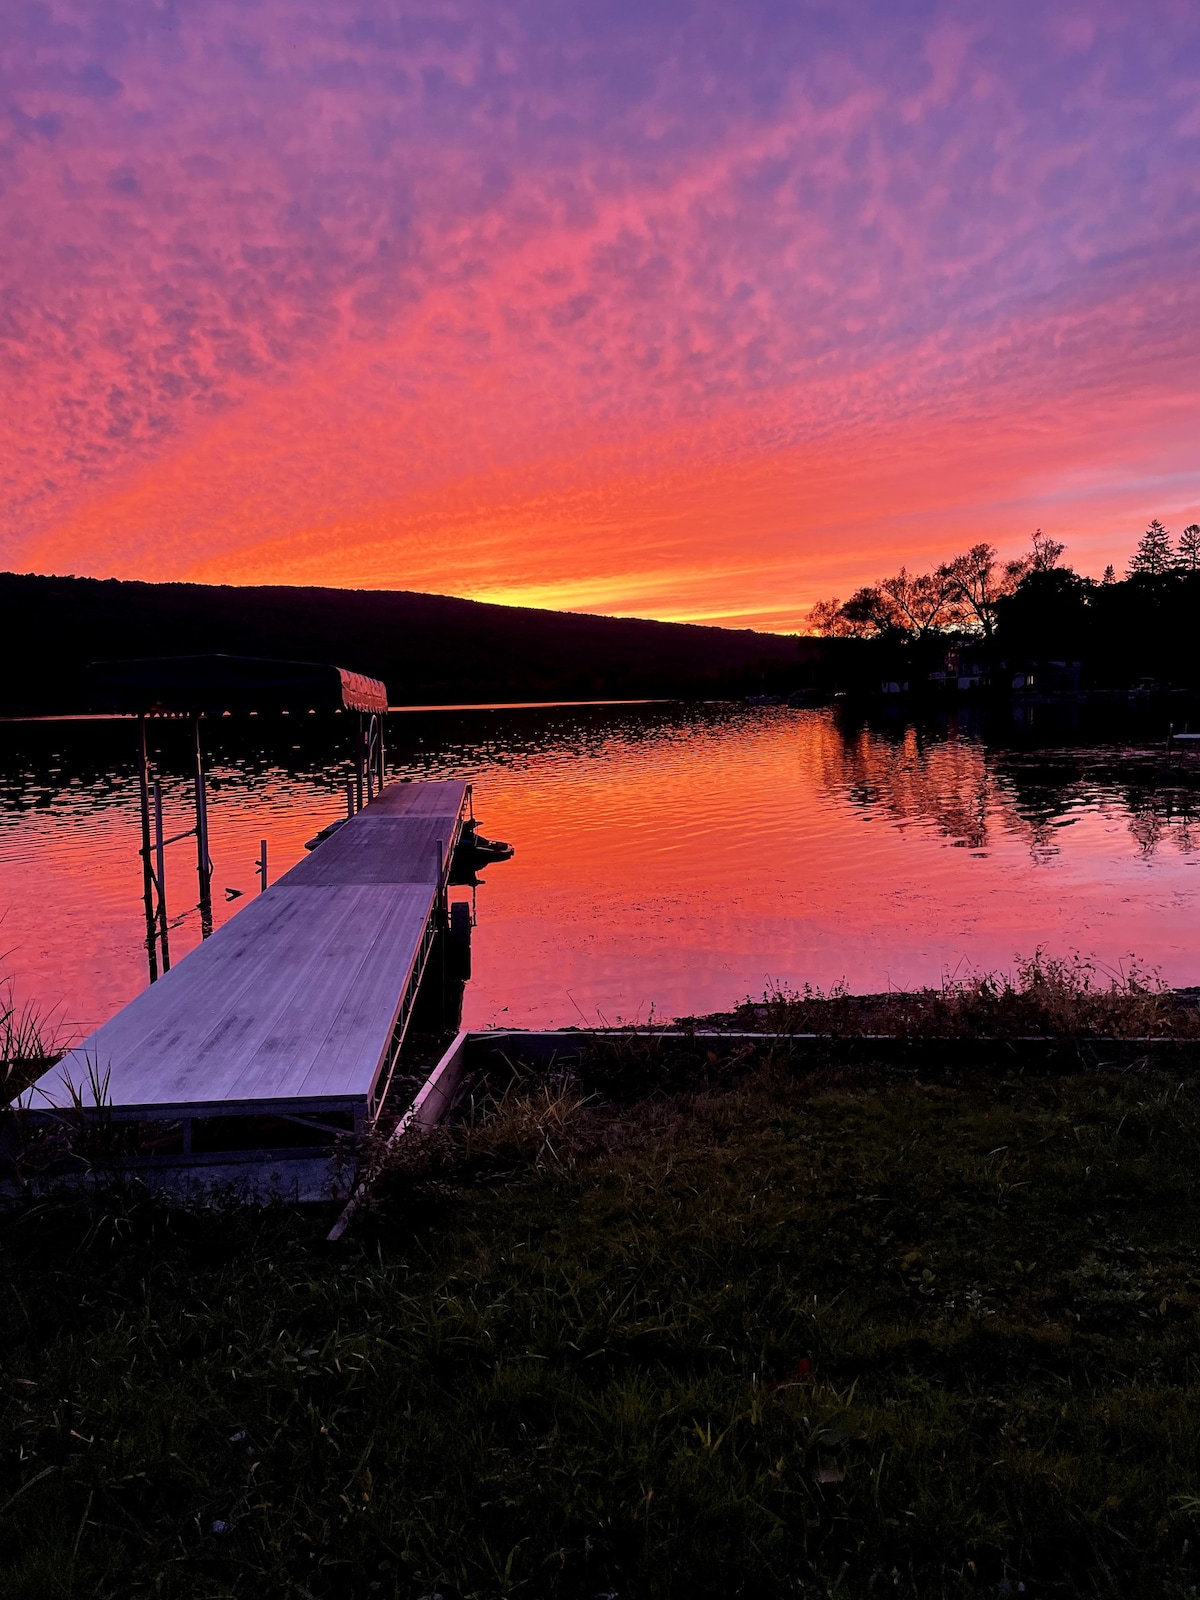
[[2, 701, 1198, 1044]]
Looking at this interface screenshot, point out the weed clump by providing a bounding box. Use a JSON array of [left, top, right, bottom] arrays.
[[743, 949, 1196, 1039], [0, 974, 62, 1107]]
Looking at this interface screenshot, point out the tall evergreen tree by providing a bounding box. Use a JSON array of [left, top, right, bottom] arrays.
[[1102, 564, 1116, 585], [1178, 523, 1200, 572], [1127, 518, 1176, 577]]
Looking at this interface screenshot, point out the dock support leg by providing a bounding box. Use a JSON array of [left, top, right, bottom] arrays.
[[364, 712, 384, 799], [193, 718, 213, 939], [137, 716, 159, 983], [154, 780, 171, 973]]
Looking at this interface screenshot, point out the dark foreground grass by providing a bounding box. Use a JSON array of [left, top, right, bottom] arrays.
[[5, 1057, 1200, 1598]]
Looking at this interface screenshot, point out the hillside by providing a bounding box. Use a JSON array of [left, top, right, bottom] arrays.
[[0, 572, 814, 715]]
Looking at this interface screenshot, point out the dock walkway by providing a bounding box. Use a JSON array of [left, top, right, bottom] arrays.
[[24, 780, 468, 1131]]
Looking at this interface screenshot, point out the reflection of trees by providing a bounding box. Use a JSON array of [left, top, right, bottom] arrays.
[[1005, 749, 1200, 860], [1128, 807, 1163, 856], [812, 718, 1200, 861], [815, 725, 996, 849], [1124, 793, 1198, 857]]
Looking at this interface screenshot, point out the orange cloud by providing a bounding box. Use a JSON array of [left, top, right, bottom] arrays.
[[5, 1, 1200, 622]]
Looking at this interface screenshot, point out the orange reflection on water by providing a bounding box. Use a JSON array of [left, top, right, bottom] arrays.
[[2, 704, 1199, 1043], [458, 709, 1200, 1025]]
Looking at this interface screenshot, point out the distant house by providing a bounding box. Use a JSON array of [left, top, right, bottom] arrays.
[[928, 650, 988, 692], [1011, 660, 1082, 694]]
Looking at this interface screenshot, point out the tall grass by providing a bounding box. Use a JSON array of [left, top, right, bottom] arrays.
[[0, 974, 62, 1107], [744, 949, 1198, 1039]]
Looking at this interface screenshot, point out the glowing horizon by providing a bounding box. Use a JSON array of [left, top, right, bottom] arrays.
[[3, 2, 1199, 632]]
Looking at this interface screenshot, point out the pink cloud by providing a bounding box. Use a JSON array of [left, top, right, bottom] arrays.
[[2, 0, 1199, 621]]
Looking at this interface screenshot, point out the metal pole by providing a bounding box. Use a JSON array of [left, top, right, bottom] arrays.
[[355, 714, 365, 814], [154, 780, 171, 972], [378, 714, 386, 791], [258, 839, 268, 893], [346, 780, 355, 820], [193, 717, 213, 939], [137, 716, 158, 983]]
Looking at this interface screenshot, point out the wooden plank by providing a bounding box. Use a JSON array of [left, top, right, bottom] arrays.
[[144, 888, 385, 1107], [127, 890, 367, 1104], [32, 888, 370, 1112], [404, 1029, 470, 1131], [232, 884, 433, 1103], [56, 887, 311, 1069], [27, 888, 328, 1110], [326, 1028, 470, 1241], [294, 893, 436, 1100], [367, 780, 466, 818], [282, 817, 453, 886]]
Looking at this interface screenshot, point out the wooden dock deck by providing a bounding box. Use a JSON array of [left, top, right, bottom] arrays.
[[23, 780, 469, 1138]]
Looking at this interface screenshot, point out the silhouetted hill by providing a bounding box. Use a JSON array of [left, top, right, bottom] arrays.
[[0, 572, 817, 715]]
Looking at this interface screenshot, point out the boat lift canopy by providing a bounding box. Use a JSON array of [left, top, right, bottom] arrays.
[[87, 653, 388, 717]]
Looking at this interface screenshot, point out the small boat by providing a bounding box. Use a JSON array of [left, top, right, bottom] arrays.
[[456, 818, 515, 867], [746, 694, 785, 707], [787, 687, 829, 708]]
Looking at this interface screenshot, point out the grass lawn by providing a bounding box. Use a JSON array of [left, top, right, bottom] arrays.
[[3, 1050, 1200, 1598]]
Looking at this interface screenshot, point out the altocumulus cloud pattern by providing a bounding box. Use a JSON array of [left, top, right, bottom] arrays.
[[2, 0, 1199, 626]]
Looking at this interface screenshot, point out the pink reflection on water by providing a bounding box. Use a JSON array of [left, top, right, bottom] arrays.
[[459, 712, 1200, 1027], [1, 706, 1198, 1045]]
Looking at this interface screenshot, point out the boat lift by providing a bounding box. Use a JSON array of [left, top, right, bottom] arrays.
[[88, 654, 389, 982]]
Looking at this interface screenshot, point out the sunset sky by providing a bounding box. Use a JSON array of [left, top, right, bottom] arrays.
[[3, 1, 1199, 631]]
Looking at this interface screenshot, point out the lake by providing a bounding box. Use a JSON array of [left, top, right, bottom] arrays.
[[2, 699, 1198, 1046]]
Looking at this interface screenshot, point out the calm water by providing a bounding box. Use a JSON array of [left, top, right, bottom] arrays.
[[2, 700, 1199, 1045]]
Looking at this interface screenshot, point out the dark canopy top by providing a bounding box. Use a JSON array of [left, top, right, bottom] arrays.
[[88, 654, 388, 716]]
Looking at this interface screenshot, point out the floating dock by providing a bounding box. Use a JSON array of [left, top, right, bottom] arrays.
[[21, 779, 469, 1197]]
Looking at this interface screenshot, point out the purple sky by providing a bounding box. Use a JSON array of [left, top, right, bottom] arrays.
[[3, 0, 1199, 625]]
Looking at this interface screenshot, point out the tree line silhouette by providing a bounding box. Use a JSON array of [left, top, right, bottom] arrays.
[[807, 520, 1200, 691]]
